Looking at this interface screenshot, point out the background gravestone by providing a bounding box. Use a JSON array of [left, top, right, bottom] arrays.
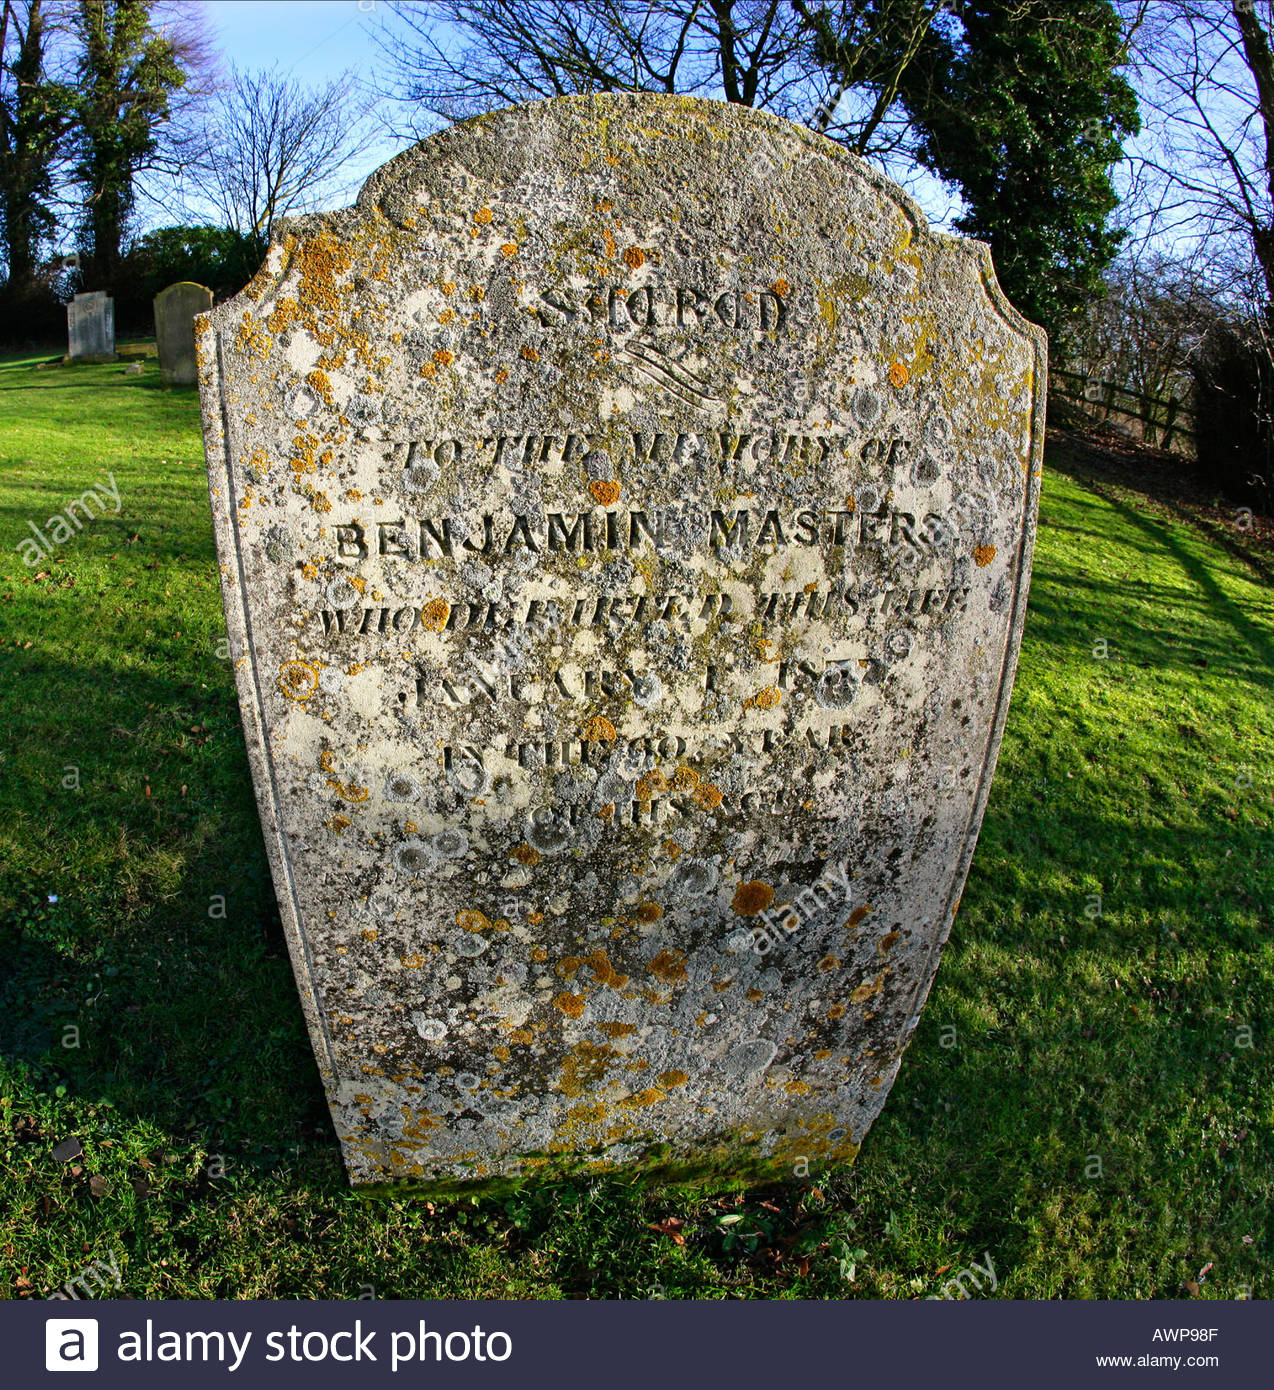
[[66, 291, 115, 362], [155, 281, 213, 386], [198, 93, 1045, 1189]]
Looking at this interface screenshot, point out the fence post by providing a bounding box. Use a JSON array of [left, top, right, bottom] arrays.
[[1161, 396, 1179, 451]]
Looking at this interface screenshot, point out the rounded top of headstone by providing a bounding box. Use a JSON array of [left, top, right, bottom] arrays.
[[155, 280, 213, 298], [246, 92, 1041, 354]]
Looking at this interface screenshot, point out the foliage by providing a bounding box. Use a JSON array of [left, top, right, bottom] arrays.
[[119, 223, 263, 305], [899, 0, 1139, 338], [70, 0, 189, 291], [0, 0, 74, 298], [0, 353, 1269, 1299]]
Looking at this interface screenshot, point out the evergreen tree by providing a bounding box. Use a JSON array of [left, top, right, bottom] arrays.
[[71, 0, 187, 291], [899, 0, 1139, 338]]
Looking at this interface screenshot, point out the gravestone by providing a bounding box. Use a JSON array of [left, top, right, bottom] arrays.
[[155, 281, 213, 386], [66, 291, 115, 362], [198, 93, 1045, 1189]]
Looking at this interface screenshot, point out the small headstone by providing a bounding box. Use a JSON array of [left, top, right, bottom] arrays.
[[66, 291, 115, 361], [198, 94, 1045, 1188], [124, 362, 143, 376], [154, 281, 213, 387]]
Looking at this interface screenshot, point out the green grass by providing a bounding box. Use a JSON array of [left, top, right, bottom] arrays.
[[1, 349, 1270, 1300]]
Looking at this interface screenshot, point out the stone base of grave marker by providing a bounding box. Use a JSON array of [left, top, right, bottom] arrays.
[[198, 93, 1045, 1190]]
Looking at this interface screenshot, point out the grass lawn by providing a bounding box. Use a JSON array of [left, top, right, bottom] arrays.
[[0, 348, 1270, 1301]]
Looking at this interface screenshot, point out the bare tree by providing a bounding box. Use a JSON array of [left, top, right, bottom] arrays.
[[196, 65, 368, 244], [1125, 0, 1274, 312], [372, 0, 943, 160]]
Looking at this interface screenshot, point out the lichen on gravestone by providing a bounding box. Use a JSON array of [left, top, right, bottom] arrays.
[[198, 93, 1045, 1190]]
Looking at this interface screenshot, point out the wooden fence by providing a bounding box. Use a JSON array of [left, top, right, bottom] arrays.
[[1052, 367, 1196, 451]]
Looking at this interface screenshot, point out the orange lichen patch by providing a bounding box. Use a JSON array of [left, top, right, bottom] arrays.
[[753, 685, 781, 710], [635, 900, 663, 924], [433, 348, 454, 366], [771, 277, 790, 296], [974, 544, 997, 567], [500, 242, 519, 257], [552, 992, 586, 1019], [343, 488, 362, 502], [844, 904, 873, 930], [456, 909, 490, 932], [296, 231, 353, 317], [235, 312, 271, 359], [338, 782, 369, 802], [310, 491, 332, 513], [527, 911, 544, 925], [635, 769, 667, 799], [599, 1021, 637, 1039], [593, 802, 615, 821], [494, 367, 509, 383], [520, 344, 539, 361], [851, 971, 887, 1003], [583, 716, 617, 741], [555, 956, 584, 980], [785, 1079, 812, 1094], [623, 246, 646, 269], [647, 949, 687, 984], [587, 949, 629, 989], [619, 1088, 665, 1108], [401, 954, 424, 969], [565, 1101, 608, 1125], [662, 838, 683, 861], [814, 1048, 832, 1060], [474, 207, 493, 225], [817, 955, 840, 972], [508, 1027, 535, 1045], [419, 362, 437, 379], [827, 1003, 847, 1020], [493, 1045, 511, 1061], [558, 1042, 619, 1097], [692, 782, 723, 809], [437, 308, 456, 325], [511, 843, 542, 866], [278, 660, 319, 701], [670, 765, 700, 791], [306, 368, 333, 404], [878, 930, 901, 956], [657, 1070, 689, 1090], [732, 880, 775, 915], [888, 361, 910, 387], [420, 598, 450, 630], [746, 988, 764, 1002], [589, 478, 621, 505], [332, 815, 351, 834], [606, 154, 620, 165], [595, 198, 614, 212], [603, 227, 617, 259]]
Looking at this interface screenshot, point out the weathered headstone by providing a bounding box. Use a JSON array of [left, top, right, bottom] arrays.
[[198, 94, 1045, 1189], [66, 291, 115, 362], [155, 281, 213, 386]]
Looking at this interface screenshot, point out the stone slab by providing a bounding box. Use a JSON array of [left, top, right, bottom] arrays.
[[67, 290, 115, 361], [155, 281, 213, 386], [198, 93, 1046, 1189]]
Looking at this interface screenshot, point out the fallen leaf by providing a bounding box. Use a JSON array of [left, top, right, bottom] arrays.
[[52, 1138, 83, 1162], [1184, 1279, 1199, 1296]]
